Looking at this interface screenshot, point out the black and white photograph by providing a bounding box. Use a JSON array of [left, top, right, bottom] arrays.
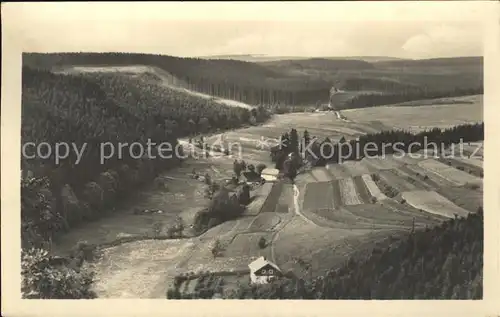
[[2, 1, 499, 314]]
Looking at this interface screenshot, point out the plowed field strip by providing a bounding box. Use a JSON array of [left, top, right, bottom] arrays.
[[418, 159, 481, 186], [361, 174, 388, 201], [380, 199, 448, 223], [338, 178, 363, 205], [326, 164, 351, 179], [260, 182, 284, 213], [436, 157, 483, 178], [303, 181, 335, 211], [403, 164, 457, 188], [311, 167, 334, 181], [390, 154, 422, 165], [452, 156, 483, 169], [395, 165, 438, 190], [401, 190, 470, 218], [343, 204, 420, 227], [353, 176, 373, 204], [312, 207, 410, 230], [331, 180, 342, 209], [341, 161, 373, 176], [379, 170, 420, 192], [361, 157, 395, 171]]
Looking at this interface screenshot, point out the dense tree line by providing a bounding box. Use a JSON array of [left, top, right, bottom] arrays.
[[224, 208, 483, 299], [271, 122, 484, 174], [21, 176, 97, 298], [21, 66, 269, 248]]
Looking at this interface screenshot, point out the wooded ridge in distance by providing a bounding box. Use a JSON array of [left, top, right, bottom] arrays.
[[23, 53, 483, 110]]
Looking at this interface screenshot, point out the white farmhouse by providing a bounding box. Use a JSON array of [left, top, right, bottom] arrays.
[[248, 256, 282, 284]]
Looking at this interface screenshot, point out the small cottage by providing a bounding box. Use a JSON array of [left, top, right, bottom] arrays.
[[248, 256, 282, 284]]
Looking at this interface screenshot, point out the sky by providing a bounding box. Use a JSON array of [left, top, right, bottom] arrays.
[[2, 2, 492, 59]]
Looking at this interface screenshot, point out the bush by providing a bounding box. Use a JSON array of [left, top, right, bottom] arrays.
[[71, 241, 98, 263], [60, 184, 83, 226], [258, 237, 267, 249], [154, 176, 169, 190], [464, 182, 480, 190], [21, 248, 96, 299], [256, 163, 267, 176], [82, 182, 104, 210], [237, 184, 251, 205]]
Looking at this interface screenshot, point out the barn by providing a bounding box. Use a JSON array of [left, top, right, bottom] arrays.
[[248, 256, 282, 284]]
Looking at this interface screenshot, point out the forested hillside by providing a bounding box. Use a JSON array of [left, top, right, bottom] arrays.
[[21, 66, 269, 248], [24, 53, 483, 109], [225, 209, 483, 299]]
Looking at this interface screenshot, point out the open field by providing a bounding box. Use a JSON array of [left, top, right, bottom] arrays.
[[452, 156, 483, 169], [363, 156, 403, 171], [93, 238, 194, 298], [302, 181, 337, 211], [352, 176, 373, 204], [338, 178, 364, 205], [310, 167, 334, 181], [343, 203, 442, 228], [326, 164, 353, 179], [342, 97, 482, 132], [272, 216, 407, 277], [451, 141, 483, 159], [401, 190, 470, 218], [361, 174, 389, 201], [245, 183, 275, 216], [418, 159, 482, 186], [436, 157, 483, 178], [386, 94, 482, 107], [378, 169, 422, 192], [435, 186, 483, 213], [403, 163, 458, 188]]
